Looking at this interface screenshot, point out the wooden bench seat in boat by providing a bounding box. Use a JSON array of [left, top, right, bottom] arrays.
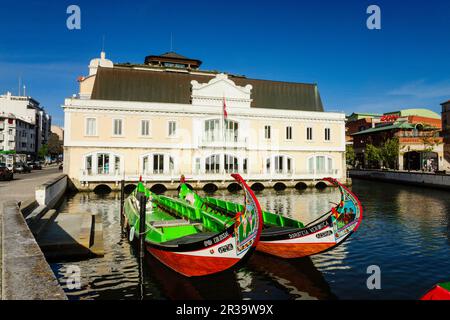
[[161, 232, 216, 246], [150, 219, 202, 228]]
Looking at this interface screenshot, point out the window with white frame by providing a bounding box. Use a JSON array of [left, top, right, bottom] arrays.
[[142, 154, 174, 175], [97, 153, 110, 175], [205, 154, 220, 173], [243, 158, 248, 174], [224, 154, 238, 173], [85, 118, 97, 136], [307, 155, 334, 174], [86, 155, 92, 174], [306, 127, 313, 141], [204, 119, 220, 142], [272, 155, 293, 174], [153, 154, 164, 174], [168, 121, 177, 137], [265, 125, 271, 139], [286, 126, 292, 140], [113, 119, 123, 136], [325, 128, 331, 141], [224, 120, 239, 142], [141, 120, 150, 136]]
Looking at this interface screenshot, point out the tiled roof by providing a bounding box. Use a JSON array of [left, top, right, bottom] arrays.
[[91, 67, 324, 112]]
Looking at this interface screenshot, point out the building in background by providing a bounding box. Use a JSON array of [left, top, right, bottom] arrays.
[[63, 51, 347, 190], [351, 109, 443, 171], [345, 113, 381, 145], [0, 92, 52, 163], [442, 100, 450, 171], [51, 125, 64, 141], [0, 112, 35, 168]]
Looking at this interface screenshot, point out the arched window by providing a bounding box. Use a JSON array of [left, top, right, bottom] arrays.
[[224, 154, 238, 173], [204, 153, 241, 174], [205, 154, 220, 173], [141, 153, 175, 175], [266, 155, 294, 174], [307, 155, 334, 174], [83, 151, 123, 176]]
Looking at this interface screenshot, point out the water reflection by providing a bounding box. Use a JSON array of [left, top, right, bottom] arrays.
[[51, 180, 450, 300]]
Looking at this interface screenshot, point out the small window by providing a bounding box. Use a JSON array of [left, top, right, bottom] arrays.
[[85, 118, 97, 136], [113, 119, 123, 136], [141, 120, 150, 136], [307, 127, 313, 141], [168, 121, 177, 137], [266, 158, 271, 172], [286, 126, 292, 140], [325, 128, 331, 141], [265, 125, 271, 139]]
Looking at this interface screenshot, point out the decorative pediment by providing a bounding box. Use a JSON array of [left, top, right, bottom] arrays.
[[191, 73, 252, 108]]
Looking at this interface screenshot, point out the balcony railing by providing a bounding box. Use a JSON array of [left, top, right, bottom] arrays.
[[79, 169, 341, 182], [198, 136, 247, 148]]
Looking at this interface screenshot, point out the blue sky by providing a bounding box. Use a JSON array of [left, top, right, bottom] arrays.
[[1, 0, 449, 126]]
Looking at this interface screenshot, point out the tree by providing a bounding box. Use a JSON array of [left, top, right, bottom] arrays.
[[380, 137, 399, 169], [48, 133, 63, 156], [38, 144, 48, 160], [365, 144, 382, 168], [346, 145, 356, 167]]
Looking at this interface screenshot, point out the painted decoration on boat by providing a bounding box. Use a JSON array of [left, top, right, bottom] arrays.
[[328, 179, 362, 240], [234, 180, 260, 255]]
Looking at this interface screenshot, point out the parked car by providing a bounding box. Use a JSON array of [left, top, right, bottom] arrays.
[[0, 163, 14, 181], [13, 162, 32, 174], [28, 161, 42, 170]]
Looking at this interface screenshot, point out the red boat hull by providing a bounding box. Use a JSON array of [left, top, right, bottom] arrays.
[[420, 285, 450, 300], [148, 246, 240, 277], [257, 241, 336, 258]]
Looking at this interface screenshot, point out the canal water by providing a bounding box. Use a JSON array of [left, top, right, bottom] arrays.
[[50, 179, 450, 300]]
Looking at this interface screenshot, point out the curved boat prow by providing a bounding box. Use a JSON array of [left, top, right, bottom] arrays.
[[256, 177, 363, 259], [145, 174, 263, 277]]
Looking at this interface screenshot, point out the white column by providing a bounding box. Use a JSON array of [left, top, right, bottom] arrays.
[[93, 153, 99, 175], [110, 155, 116, 176]]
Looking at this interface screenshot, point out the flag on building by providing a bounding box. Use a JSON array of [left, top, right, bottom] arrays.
[[223, 96, 228, 119]]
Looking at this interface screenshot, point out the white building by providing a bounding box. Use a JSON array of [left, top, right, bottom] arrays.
[[0, 92, 52, 161], [64, 51, 347, 191]]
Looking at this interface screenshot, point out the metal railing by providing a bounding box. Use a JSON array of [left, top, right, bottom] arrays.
[[198, 136, 247, 148], [79, 169, 341, 182]]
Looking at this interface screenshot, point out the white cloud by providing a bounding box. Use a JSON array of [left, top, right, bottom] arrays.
[[388, 79, 450, 99]]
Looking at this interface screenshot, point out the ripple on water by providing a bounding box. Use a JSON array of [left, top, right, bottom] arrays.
[[51, 180, 450, 300]]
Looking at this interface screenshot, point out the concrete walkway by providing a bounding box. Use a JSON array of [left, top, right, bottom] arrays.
[[0, 166, 63, 300]]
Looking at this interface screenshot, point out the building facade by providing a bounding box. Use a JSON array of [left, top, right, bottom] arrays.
[[64, 52, 347, 190], [0, 92, 52, 162], [442, 100, 450, 171], [51, 125, 64, 141], [351, 109, 444, 171], [0, 113, 36, 167]]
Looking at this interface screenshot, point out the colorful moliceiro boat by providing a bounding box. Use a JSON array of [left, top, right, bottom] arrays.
[[123, 174, 263, 277], [420, 282, 450, 300], [195, 178, 363, 259]]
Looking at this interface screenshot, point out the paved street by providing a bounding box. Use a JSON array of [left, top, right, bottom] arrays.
[[1, 165, 63, 299], [0, 166, 62, 205]]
